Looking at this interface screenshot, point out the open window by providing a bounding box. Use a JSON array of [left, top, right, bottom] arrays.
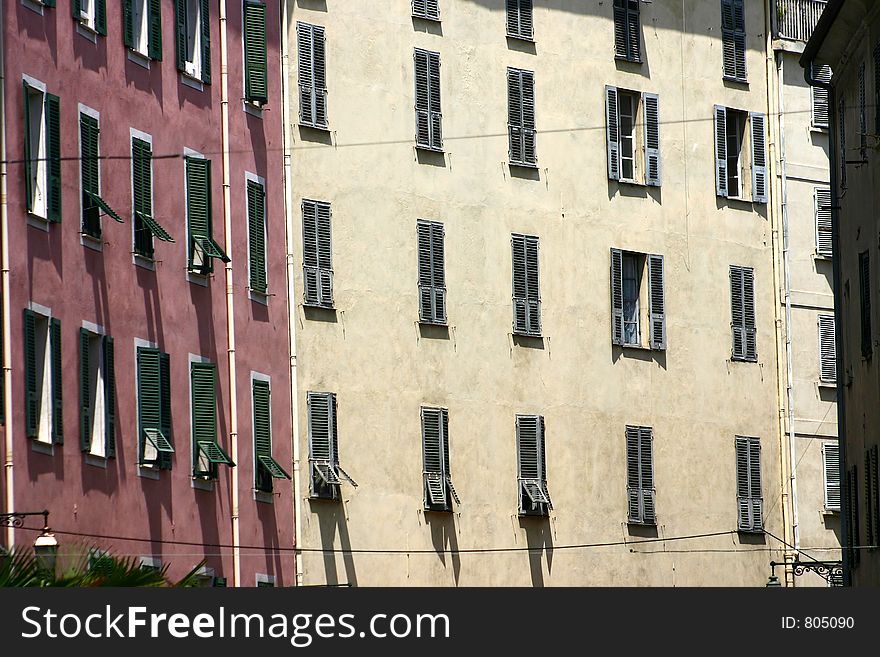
[[176, 0, 210, 83], [23, 309, 62, 446], [23, 80, 61, 223], [79, 329, 115, 459], [605, 86, 660, 186], [714, 106, 767, 203], [73, 0, 107, 35], [610, 249, 666, 350]]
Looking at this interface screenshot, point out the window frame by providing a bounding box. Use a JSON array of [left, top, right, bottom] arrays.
[[246, 173, 268, 298], [79, 324, 115, 459], [23, 305, 63, 447]]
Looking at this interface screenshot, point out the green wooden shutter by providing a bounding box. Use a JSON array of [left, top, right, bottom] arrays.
[[103, 336, 116, 457], [45, 93, 62, 223], [123, 0, 134, 48], [50, 318, 63, 444], [23, 310, 38, 438], [72, 0, 82, 20], [159, 351, 172, 468], [200, 0, 211, 83], [192, 362, 227, 476], [23, 83, 33, 213], [79, 329, 91, 451], [96, 0, 107, 36], [80, 114, 101, 238], [247, 180, 267, 293], [175, 0, 186, 71], [244, 1, 268, 103], [186, 157, 212, 272], [253, 379, 273, 491], [148, 0, 163, 61], [132, 138, 157, 257], [137, 347, 159, 462]]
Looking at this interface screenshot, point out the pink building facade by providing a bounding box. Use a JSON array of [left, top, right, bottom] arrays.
[[0, 0, 293, 586]]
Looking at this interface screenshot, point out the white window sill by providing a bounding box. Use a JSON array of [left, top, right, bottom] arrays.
[[137, 465, 161, 480], [619, 342, 651, 351], [27, 214, 50, 232], [133, 253, 156, 271], [415, 144, 444, 154], [81, 233, 103, 252], [726, 195, 753, 203], [722, 76, 749, 85], [127, 50, 151, 70], [818, 381, 837, 389], [31, 440, 54, 456], [249, 289, 269, 306], [85, 454, 108, 469], [192, 478, 216, 492], [298, 121, 331, 132], [244, 102, 265, 118], [76, 23, 98, 43], [187, 271, 209, 287], [822, 509, 840, 516], [810, 126, 830, 134], [509, 161, 539, 169], [813, 253, 833, 262], [180, 72, 204, 92], [506, 33, 535, 43], [254, 490, 274, 504], [21, 0, 44, 16]]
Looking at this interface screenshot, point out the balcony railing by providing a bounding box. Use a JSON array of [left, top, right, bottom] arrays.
[[775, 0, 827, 42]]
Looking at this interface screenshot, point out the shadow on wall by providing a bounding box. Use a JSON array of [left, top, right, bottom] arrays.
[[425, 511, 462, 586], [518, 515, 553, 588], [310, 499, 358, 586]]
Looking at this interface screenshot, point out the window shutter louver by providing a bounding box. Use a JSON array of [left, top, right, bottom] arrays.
[[511, 234, 540, 336], [613, 1, 640, 62], [158, 352, 172, 468], [191, 362, 231, 476], [647, 254, 666, 350], [308, 391, 354, 495], [23, 310, 37, 438], [200, 0, 211, 83], [626, 426, 656, 524], [422, 407, 447, 508], [506, 0, 533, 40], [839, 96, 847, 189], [317, 201, 333, 306], [750, 113, 767, 203], [859, 252, 872, 357], [79, 329, 90, 451], [507, 69, 522, 164], [613, 2, 627, 58], [247, 180, 267, 294], [813, 64, 831, 128], [864, 451, 874, 547], [244, 2, 269, 103], [714, 105, 728, 197], [430, 222, 446, 323], [743, 267, 757, 360], [417, 220, 446, 324], [606, 86, 620, 180], [875, 43, 880, 134], [643, 92, 660, 186], [735, 436, 751, 529], [45, 93, 61, 223], [507, 69, 536, 166], [95, 0, 107, 36], [137, 348, 167, 466], [736, 436, 762, 531], [412, 0, 440, 21], [610, 248, 624, 345], [175, 0, 186, 71], [818, 314, 837, 384], [846, 467, 860, 566], [521, 71, 536, 165], [301, 199, 333, 307], [414, 49, 430, 147], [253, 379, 287, 489], [441, 408, 459, 504], [721, 0, 746, 81], [80, 114, 102, 237], [186, 158, 226, 272], [23, 83, 33, 213], [872, 446, 880, 547], [517, 415, 550, 513], [626, 425, 641, 522], [123, 0, 134, 48], [730, 265, 756, 361], [50, 318, 63, 444], [749, 437, 762, 530], [640, 426, 655, 524], [72, 0, 82, 20], [859, 63, 867, 157], [824, 443, 841, 512], [103, 336, 115, 457], [148, 0, 163, 60], [815, 187, 833, 257]]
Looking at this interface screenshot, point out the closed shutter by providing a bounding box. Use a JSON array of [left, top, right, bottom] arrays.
[[818, 314, 837, 384], [511, 234, 540, 336], [137, 347, 173, 467], [860, 63, 867, 157], [413, 0, 440, 20], [103, 336, 115, 457], [730, 265, 756, 361], [606, 86, 620, 180], [626, 425, 641, 522], [507, 69, 536, 166], [865, 451, 875, 548], [200, 0, 211, 83], [23, 310, 37, 438], [647, 254, 666, 350], [50, 318, 63, 444], [823, 443, 840, 512], [45, 93, 61, 223], [148, 0, 163, 61], [297, 22, 325, 125], [414, 49, 442, 150], [815, 187, 832, 257], [860, 251, 872, 357], [872, 446, 880, 549], [736, 436, 762, 531], [610, 248, 624, 345], [846, 467, 860, 567], [613, 0, 640, 62], [714, 105, 728, 197], [247, 180, 267, 294], [721, 0, 746, 81], [875, 43, 880, 134], [643, 92, 660, 186], [506, 0, 533, 39], [422, 406, 447, 508], [813, 64, 831, 128], [417, 220, 446, 324], [302, 199, 333, 307], [79, 329, 91, 451], [750, 113, 767, 203], [244, 1, 269, 103], [626, 426, 656, 524]]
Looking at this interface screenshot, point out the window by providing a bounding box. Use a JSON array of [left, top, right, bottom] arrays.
[[839, 96, 847, 190], [823, 443, 840, 513], [859, 251, 872, 358], [307, 391, 357, 499], [729, 265, 757, 362], [814, 186, 832, 258], [613, 0, 640, 63], [191, 361, 234, 479], [72, 0, 107, 36], [136, 346, 173, 469], [610, 249, 666, 350], [302, 199, 332, 307], [414, 49, 442, 151], [412, 0, 439, 21], [253, 377, 290, 493], [296, 22, 325, 125], [421, 407, 460, 512], [721, 0, 746, 82], [176, 0, 211, 83], [845, 466, 860, 567], [23, 80, 61, 222], [811, 64, 831, 129], [859, 62, 867, 159], [506, 0, 533, 40], [517, 415, 551, 516], [186, 156, 228, 275], [131, 135, 174, 259], [735, 435, 763, 532], [507, 68, 536, 167], [80, 111, 123, 239], [818, 314, 836, 384], [511, 233, 540, 336], [605, 87, 660, 185], [124, 0, 162, 60], [626, 425, 655, 525], [23, 309, 62, 445], [714, 106, 767, 202], [417, 220, 446, 325], [79, 329, 115, 458], [247, 177, 268, 295], [244, 1, 268, 104], [865, 447, 879, 552]]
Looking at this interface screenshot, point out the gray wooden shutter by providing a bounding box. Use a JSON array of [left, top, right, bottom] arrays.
[[610, 248, 624, 345], [516, 415, 550, 512], [45, 93, 62, 223], [730, 266, 745, 359], [815, 187, 832, 257], [302, 199, 333, 307], [860, 251, 871, 357], [721, 0, 745, 80], [626, 425, 641, 522], [606, 86, 620, 180], [148, 0, 163, 61], [417, 220, 445, 324], [316, 201, 333, 306], [714, 105, 728, 197], [413, 0, 440, 20], [428, 52, 442, 150], [79, 329, 91, 451], [103, 336, 115, 457], [50, 318, 63, 444], [750, 112, 767, 203], [812, 64, 831, 128], [441, 408, 459, 504], [735, 436, 751, 530], [414, 49, 430, 147], [430, 222, 446, 323], [23, 310, 38, 438], [839, 96, 847, 190], [640, 426, 655, 523], [507, 68, 533, 165], [512, 234, 527, 333], [647, 254, 666, 350], [818, 314, 836, 384], [525, 235, 540, 335], [823, 443, 840, 512], [643, 92, 660, 186], [506, 0, 533, 39], [422, 406, 447, 508], [521, 71, 536, 165], [247, 180, 267, 294], [296, 22, 325, 126], [743, 267, 756, 360], [748, 437, 762, 530], [307, 392, 331, 487], [613, 1, 640, 62]]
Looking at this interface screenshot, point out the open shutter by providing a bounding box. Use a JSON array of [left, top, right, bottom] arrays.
[[308, 391, 335, 489], [813, 64, 831, 128], [79, 329, 91, 451], [80, 114, 101, 237], [517, 415, 550, 512], [511, 235, 527, 334], [414, 49, 430, 147], [175, 0, 186, 71], [735, 436, 751, 530], [748, 437, 762, 530], [626, 426, 641, 522], [316, 201, 333, 306], [123, 0, 134, 48], [103, 336, 115, 457], [302, 200, 319, 305], [818, 314, 836, 384], [23, 83, 33, 213], [253, 379, 272, 489], [244, 1, 268, 103], [507, 69, 523, 164], [158, 352, 172, 468], [640, 426, 655, 524], [643, 92, 661, 186], [647, 254, 666, 350], [611, 248, 624, 345], [186, 157, 209, 270], [422, 407, 447, 507], [823, 443, 840, 512], [148, 0, 163, 61], [815, 187, 832, 257], [50, 318, 63, 444], [137, 348, 160, 464], [247, 180, 267, 294], [200, 0, 211, 83], [96, 0, 107, 36], [23, 310, 38, 438], [45, 93, 61, 223], [714, 105, 728, 197], [191, 363, 221, 475], [750, 113, 767, 203], [606, 86, 620, 180]]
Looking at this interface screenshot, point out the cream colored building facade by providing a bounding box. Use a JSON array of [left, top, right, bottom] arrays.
[[283, 0, 791, 586]]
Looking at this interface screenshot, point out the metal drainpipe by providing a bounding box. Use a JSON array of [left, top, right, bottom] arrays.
[[219, 0, 242, 587], [0, 1, 15, 549], [280, 1, 305, 586], [804, 58, 847, 585]]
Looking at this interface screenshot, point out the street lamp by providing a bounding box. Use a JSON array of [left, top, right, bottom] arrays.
[[0, 510, 58, 574], [766, 561, 782, 587]]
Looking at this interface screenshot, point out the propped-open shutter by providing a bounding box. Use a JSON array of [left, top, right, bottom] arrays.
[[191, 363, 218, 471], [414, 49, 430, 147], [539, 416, 551, 508], [441, 408, 459, 504], [507, 69, 523, 164], [316, 201, 333, 306], [606, 86, 620, 180], [200, 0, 211, 83], [824, 443, 840, 512], [626, 426, 641, 522], [137, 348, 160, 462], [103, 336, 115, 457], [750, 113, 767, 203], [735, 436, 751, 530], [302, 200, 319, 305], [253, 379, 272, 490], [148, 0, 163, 61], [186, 157, 212, 271], [175, 0, 187, 71], [244, 1, 268, 103], [79, 329, 91, 451], [247, 180, 267, 294], [45, 93, 61, 223], [512, 235, 527, 333], [611, 248, 624, 345], [714, 105, 728, 197], [815, 187, 832, 257], [643, 92, 661, 186], [819, 314, 836, 383], [308, 391, 332, 476], [517, 415, 539, 483], [80, 114, 101, 237], [96, 0, 107, 36], [748, 437, 762, 530], [50, 318, 63, 444], [23, 310, 37, 438], [647, 254, 666, 350], [422, 407, 447, 507], [123, 0, 134, 49], [640, 426, 655, 523]]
